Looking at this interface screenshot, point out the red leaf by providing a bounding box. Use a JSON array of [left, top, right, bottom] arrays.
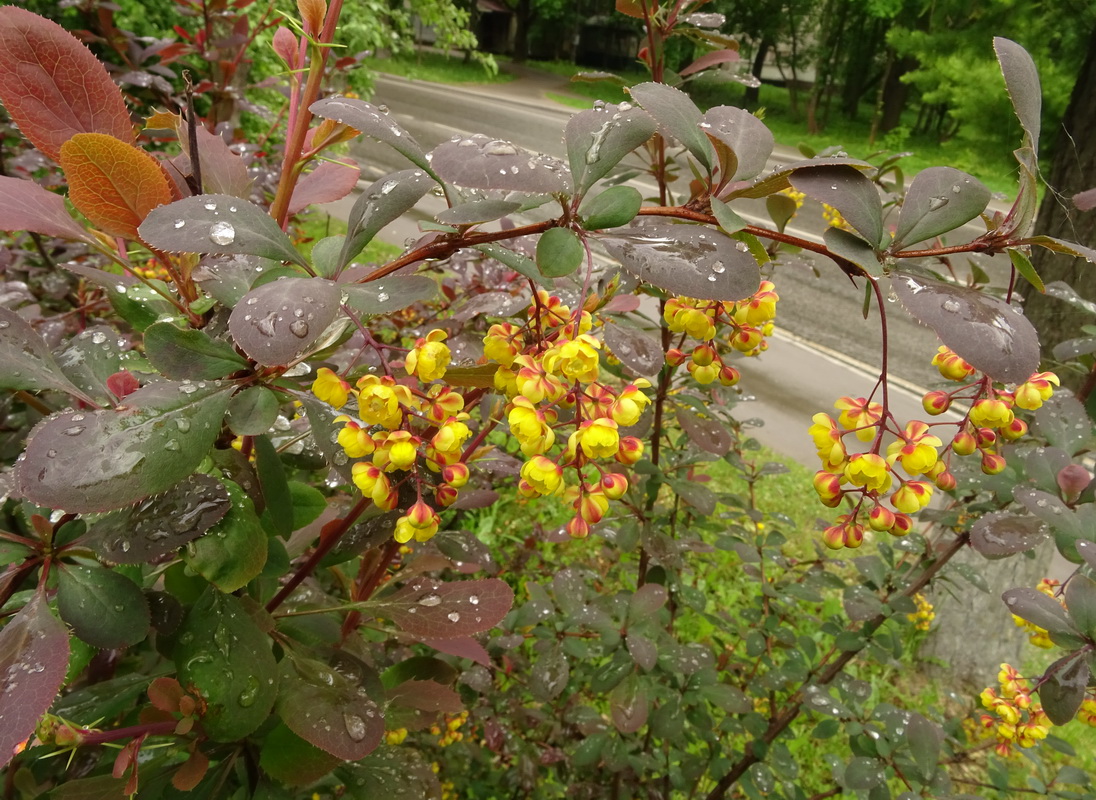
[[272, 27, 299, 69], [59, 133, 174, 240], [0, 7, 133, 161], [678, 48, 740, 78], [171, 748, 209, 791], [0, 592, 71, 769], [107, 370, 140, 400], [419, 636, 492, 667], [287, 157, 360, 216], [387, 680, 463, 713], [616, 0, 647, 18], [192, 126, 253, 199], [0, 176, 91, 242], [147, 677, 185, 713], [376, 577, 514, 640]]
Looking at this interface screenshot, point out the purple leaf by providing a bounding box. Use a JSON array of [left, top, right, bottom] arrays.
[[675, 407, 733, 455], [309, 96, 430, 172], [1072, 188, 1096, 212], [610, 673, 647, 733], [994, 38, 1041, 154], [374, 577, 514, 639], [288, 157, 360, 216], [890, 168, 990, 251], [228, 277, 340, 367], [387, 680, 463, 712], [0, 307, 91, 398], [890, 272, 1038, 384], [600, 220, 760, 302], [564, 102, 656, 195], [431, 135, 570, 194], [726, 156, 873, 201], [698, 105, 773, 182], [418, 636, 492, 667], [679, 48, 739, 78], [629, 82, 715, 171], [790, 165, 883, 245], [0, 176, 91, 241], [969, 511, 1047, 557], [279, 655, 384, 760], [629, 584, 668, 617], [0, 592, 70, 769], [339, 169, 434, 270], [603, 322, 663, 378], [342, 275, 438, 317]]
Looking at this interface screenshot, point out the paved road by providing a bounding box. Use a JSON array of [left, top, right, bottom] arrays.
[[327, 75, 1003, 460]]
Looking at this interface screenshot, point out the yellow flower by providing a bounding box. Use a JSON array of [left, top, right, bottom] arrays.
[[542, 334, 601, 384], [611, 380, 651, 426], [352, 463, 395, 509], [334, 417, 374, 458], [508, 397, 556, 456], [931, 346, 975, 382], [843, 453, 891, 492], [356, 376, 403, 429], [834, 396, 883, 442], [394, 500, 440, 543], [1014, 371, 1059, 410], [311, 367, 350, 408], [887, 421, 943, 476], [809, 413, 848, 471], [891, 481, 933, 513], [970, 398, 1014, 429], [406, 329, 450, 382], [575, 418, 620, 459], [520, 455, 563, 496], [379, 430, 419, 471]]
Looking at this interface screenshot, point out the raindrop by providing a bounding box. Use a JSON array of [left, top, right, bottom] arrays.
[[173, 219, 186, 229], [238, 675, 261, 707], [942, 298, 961, 313], [380, 180, 398, 195], [62, 425, 85, 436], [927, 196, 949, 211], [175, 418, 191, 433], [711, 261, 726, 274], [377, 292, 390, 303], [448, 612, 461, 622], [951, 184, 961, 194], [91, 331, 107, 344], [419, 594, 442, 607], [209, 221, 236, 245], [46, 449, 57, 458], [706, 274, 717, 282], [483, 140, 518, 156], [290, 319, 310, 338], [165, 439, 181, 451], [469, 595, 480, 605], [204, 202, 217, 211], [344, 713, 368, 741]]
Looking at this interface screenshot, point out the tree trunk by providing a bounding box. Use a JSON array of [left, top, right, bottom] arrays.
[[512, 0, 531, 63], [879, 54, 917, 133], [1022, 22, 1096, 385], [744, 37, 771, 108]]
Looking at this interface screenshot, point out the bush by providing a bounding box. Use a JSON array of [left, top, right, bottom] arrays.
[[0, 3, 1094, 799]]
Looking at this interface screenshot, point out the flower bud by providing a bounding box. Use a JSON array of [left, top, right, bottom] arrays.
[[442, 462, 470, 488], [934, 470, 957, 491], [1000, 418, 1028, 441], [868, 505, 896, 531], [891, 513, 913, 536], [981, 453, 1007, 475], [615, 436, 644, 465], [600, 473, 628, 500], [952, 430, 977, 456], [922, 390, 951, 416], [435, 484, 460, 507], [566, 516, 590, 538], [1057, 464, 1093, 501]]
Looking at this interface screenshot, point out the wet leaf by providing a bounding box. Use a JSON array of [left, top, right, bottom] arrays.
[[1064, 574, 1096, 640], [193, 254, 278, 307], [536, 227, 585, 277], [603, 322, 663, 378], [629, 584, 668, 618], [387, 679, 463, 713], [890, 272, 1038, 384], [790, 166, 883, 245], [185, 480, 267, 592], [676, 407, 733, 455], [727, 157, 873, 200], [531, 641, 570, 701], [139, 194, 307, 267], [191, 125, 252, 198], [610, 672, 648, 733], [474, 242, 547, 284], [0, 306, 91, 398], [823, 227, 880, 275], [0, 7, 134, 161], [890, 168, 990, 250], [699, 105, 773, 182], [226, 386, 281, 436], [338, 169, 434, 270], [629, 82, 715, 171], [55, 326, 139, 404], [600, 221, 760, 302], [436, 199, 522, 225], [579, 185, 642, 230], [565, 102, 656, 195], [15, 381, 231, 513], [229, 277, 340, 367], [843, 585, 884, 622], [59, 134, 173, 241], [1008, 248, 1044, 293], [56, 563, 149, 649], [626, 633, 658, 671], [343, 275, 438, 316], [278, 654, 384, 760], [1025, 236, 1096, 267], [174, 587, 278, 741], [309, 96, 430, 172], [994, 38, 1041, 154], [371, 577, 514, 639], [1001, 587, 1080, 639], [0, 592, 70, 769], [709, 197, 747, 234], [970, 511, 1047, 557], [0, 176, 92, 241], [144, 322, 248, 380], [288, 157, 360, 216], [844, 757, 886, 790], [679, 48, 739, 78], [1039, 655, 1089, 725], [668, 478, 717, 515], [85, 474, 231, 564], [260, 724, 342, 788], [338, 749, 442, 798], [766, 193, 798, 233], [432, 134, 570, 194], [905, 712, 941, 780], [1032, 392, 1095, 455]]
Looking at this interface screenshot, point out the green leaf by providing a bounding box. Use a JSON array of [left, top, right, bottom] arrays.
[[1038, 655, 1089, 725], [139, 194, 307, 268], [905, 713, 940, 781], [144, 322, 248, 380], [890, 168, 990, 251], [56, 563, 150, 649], [338, 170, 434, 271], [226, 386, 281, 436], [185, 480, 267, 592], [710, 197, 746, 235], [254, 434, 292, 538], [474, 242, 548, 285], [1064, 574, 1096, 640], [259, 724, 342, 787], [824, 227, 881, 275], [1008, 248, 1044, 294], [610, 672, 648, 733], [173, 587, 278, 741], [844, 757, 886, 790], [0, 592, 70, 770], [56, 325, 142, 404], [629, 82, 715, 172], [765, 193, 798, 234], [536, 227, 585, 278], [108, 280, 180, 332], [380, 656, 458, 690], [579, 186, 642, 230], [286, 481, 328, 531], [14, 380, 231, 513], [0, 306, 91, 399], [530, 641, 570, 701]]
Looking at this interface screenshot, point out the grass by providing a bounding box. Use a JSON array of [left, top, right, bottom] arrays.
[[294, 210, 403, 264], [363, 50, 512, 85]]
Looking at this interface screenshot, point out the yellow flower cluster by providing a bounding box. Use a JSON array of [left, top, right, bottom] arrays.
[[811, 348, 1060, 549], [485, 290, 651, 538], [384, 727, 409, 745], [978, 663, 1051, 755], [310, 333, 473, 544], [1011, 579, 1061, 649], [777, 187, 849, 231], [907, 592, 935, 631], [1079, 697, 1096, 727], [664, 281, 780, 385], [430, 710, 469, 747]]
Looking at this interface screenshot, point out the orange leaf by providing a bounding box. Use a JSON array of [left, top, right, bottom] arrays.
[[59, 133, 174, 240], [0, 8, 133, 161], [298, 0, 328, 35], [616, 0, 649, 18]]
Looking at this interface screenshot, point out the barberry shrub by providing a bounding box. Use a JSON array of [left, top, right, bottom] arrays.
[[0, 1, 1095, 798]]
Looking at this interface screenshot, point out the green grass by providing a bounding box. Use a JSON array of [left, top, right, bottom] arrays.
[[364, 51, 512, 85], [294, 210, 402, 265]]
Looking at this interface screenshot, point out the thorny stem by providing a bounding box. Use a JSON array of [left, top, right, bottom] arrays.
[[74, 720, 177, 747], [266, 494, 370, 613], [704, 532, 970, 800]]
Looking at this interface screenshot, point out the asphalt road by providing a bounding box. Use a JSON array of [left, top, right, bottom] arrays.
[[330, 75, 997, 460]]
